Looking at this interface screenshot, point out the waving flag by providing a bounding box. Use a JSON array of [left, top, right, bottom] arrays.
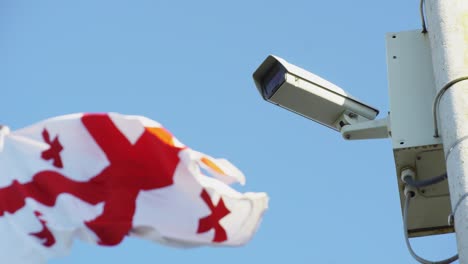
[[0, 113, 268, 263]]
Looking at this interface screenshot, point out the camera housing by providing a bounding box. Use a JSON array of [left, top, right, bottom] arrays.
[[253, 55, 379, 131]]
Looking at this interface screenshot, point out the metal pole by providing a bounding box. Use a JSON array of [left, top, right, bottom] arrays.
[[425, 0, 468, 262]]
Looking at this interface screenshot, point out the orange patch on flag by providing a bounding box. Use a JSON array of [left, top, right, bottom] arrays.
[[146, 127, 175, 147], [201, 157, 226, 176]]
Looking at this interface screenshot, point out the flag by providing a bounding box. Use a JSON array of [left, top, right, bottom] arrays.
[[0, 113, 268, 263]]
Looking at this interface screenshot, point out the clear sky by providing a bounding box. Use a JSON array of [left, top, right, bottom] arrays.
[[1, 1, 459, 263]]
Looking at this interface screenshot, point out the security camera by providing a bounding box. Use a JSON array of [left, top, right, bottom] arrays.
[[253, 55, 379, 131]]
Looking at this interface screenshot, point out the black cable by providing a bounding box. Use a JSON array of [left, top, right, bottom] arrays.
[[420, 0, 427, 33], [433, 76, 468, 138], [403, 174, 447, 188], [403, 192, 458, 263]]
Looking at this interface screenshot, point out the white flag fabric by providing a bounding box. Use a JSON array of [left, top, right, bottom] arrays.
[[0, 113, 268, 264]]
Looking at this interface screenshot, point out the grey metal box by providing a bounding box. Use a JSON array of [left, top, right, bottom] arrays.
[[386, 30, 452, 237]]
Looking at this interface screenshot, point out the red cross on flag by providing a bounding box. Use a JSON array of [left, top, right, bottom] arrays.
[[0, 113, 268, 263]]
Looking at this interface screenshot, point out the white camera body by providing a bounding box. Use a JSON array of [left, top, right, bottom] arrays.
[[253, 55, 379, 131]]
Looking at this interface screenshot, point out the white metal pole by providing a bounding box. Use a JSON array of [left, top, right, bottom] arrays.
[[425, 0, 468, 262]]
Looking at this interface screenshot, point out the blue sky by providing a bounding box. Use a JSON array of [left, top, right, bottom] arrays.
[[1, 1, 458, 263]]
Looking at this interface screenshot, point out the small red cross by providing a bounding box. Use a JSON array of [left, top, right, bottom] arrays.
[[30, 211, 55, 247], [197, 189, 230, 243], [41, 129, 64, 168]]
